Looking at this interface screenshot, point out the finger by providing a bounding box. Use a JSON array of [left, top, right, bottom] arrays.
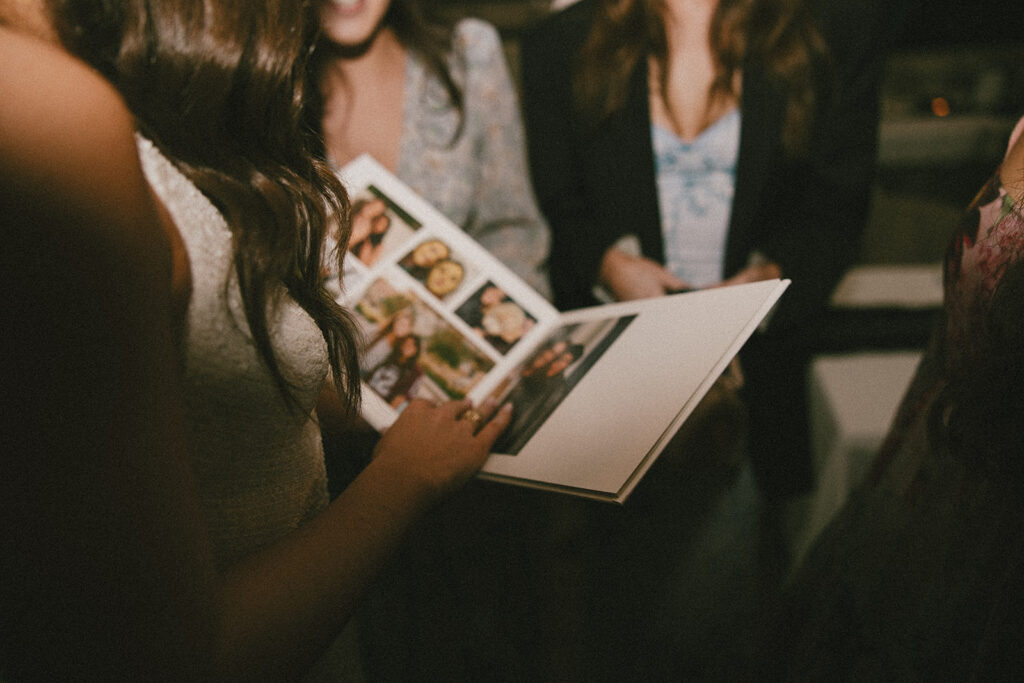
[[755, 261, 782, 280], [658, 269, 691, 292], [457, 398, 499, 435], [476, 403, 512, 445], [391, 397, 431, 422], [455, 401, 492, 433], [438, 398, 472, 421], [474, 397, 500, 423]]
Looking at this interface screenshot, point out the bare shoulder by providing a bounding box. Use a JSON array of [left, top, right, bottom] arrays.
[[0, 37, 217, 682], [0, 27, 157, 240], [1, 25, 176, 351], [1, 28, 133, 164]]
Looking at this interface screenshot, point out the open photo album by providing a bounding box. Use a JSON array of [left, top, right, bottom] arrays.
[[331, 155, 790, 503]]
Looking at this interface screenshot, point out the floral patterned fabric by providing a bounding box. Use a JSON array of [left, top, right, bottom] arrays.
[[763, 117, 1024, 679], [943, 175, 1024, 373], [871, 134, 1024, 485]]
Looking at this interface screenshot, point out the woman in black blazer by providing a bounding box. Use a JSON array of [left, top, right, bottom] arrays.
[[520, 0, 886, 500]]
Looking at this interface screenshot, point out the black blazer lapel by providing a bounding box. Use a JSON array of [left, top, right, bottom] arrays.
[[584, 58, 664, 265], [727, 67, 781, 276]]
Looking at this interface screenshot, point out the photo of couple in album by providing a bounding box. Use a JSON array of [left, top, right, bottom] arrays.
[[488, 315, 635, 454]]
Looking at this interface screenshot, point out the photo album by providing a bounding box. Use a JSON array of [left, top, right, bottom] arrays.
[[330, 155, 790, 503]]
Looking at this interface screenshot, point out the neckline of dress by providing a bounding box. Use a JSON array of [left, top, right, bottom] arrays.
[[652, 107, 740, 148]]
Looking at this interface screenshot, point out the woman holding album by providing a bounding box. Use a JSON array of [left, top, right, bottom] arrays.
[[0, 0, 510, 678]]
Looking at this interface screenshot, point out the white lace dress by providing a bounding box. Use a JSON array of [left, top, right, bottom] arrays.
[[137, 136, 331, 570]]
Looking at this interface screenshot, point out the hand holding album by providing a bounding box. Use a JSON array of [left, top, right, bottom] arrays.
[[334, 155, 789, 503]]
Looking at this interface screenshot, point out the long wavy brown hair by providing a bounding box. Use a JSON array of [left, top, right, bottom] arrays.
[[382, 0, 463, 117], [47, 0, 362, 415], [574, 0, 826, 155]]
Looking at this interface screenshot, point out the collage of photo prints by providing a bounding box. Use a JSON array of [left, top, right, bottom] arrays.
[[328, 156, 636, 455]]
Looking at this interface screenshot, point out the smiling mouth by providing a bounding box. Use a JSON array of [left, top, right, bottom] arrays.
[[329, 0, 363, 11]]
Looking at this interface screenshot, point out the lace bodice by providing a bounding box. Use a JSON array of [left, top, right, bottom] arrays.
[[137, 136, 330, 569]]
